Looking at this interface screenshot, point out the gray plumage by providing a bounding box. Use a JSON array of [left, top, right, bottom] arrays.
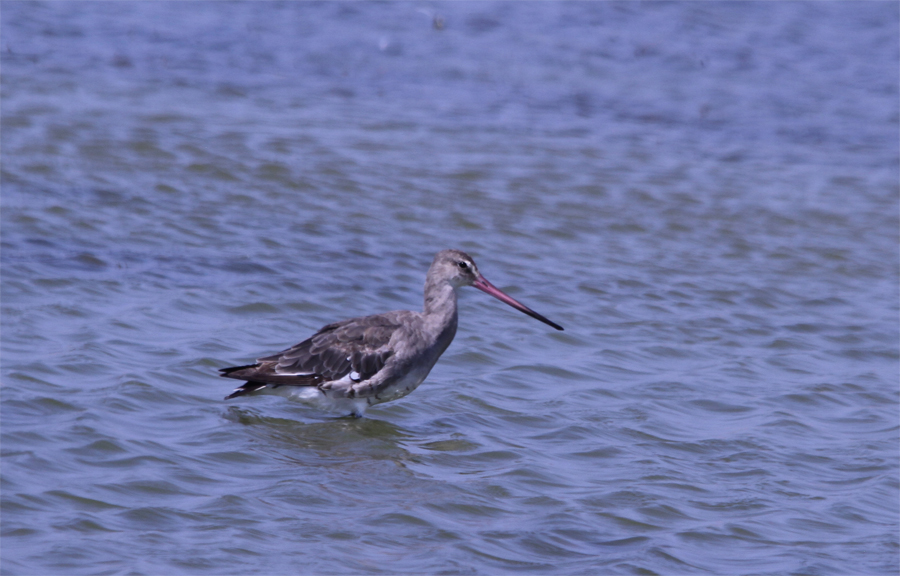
[[220, 249, 562, 416]]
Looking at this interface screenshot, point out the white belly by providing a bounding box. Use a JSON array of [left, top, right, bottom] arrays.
[[248, 360, 435, 416], [368, 363, 432, 405], [255, 383, 369, 417]]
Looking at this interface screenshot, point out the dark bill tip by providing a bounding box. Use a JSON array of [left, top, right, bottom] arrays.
[[473, 276, 564, 331]]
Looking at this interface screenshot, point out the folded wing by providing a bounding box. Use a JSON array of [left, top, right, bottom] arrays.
[[220, 313, 403, 398]]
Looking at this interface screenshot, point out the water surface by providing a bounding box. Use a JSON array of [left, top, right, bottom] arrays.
[[2, 2, 898, 574]]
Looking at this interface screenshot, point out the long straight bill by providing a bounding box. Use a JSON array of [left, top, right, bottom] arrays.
[[472, 276, 564, 331]]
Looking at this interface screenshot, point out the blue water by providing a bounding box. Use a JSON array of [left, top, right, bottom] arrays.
[[2, 2, 898, 574]]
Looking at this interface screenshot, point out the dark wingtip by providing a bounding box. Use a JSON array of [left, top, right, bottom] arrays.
[[219, 363, 260, 377]]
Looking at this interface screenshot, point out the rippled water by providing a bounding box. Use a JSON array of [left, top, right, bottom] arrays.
[[2, 2, 898, 574]]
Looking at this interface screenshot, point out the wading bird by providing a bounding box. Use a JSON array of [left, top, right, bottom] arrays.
[[220, 249, 563, 417]]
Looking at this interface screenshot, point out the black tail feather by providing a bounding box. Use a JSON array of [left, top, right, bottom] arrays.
[[224, 380, 268, 400], [220, 363, 323, 400]]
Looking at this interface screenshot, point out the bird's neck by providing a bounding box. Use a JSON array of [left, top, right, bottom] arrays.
[[424, 277, 457, 317], [423, 279, 459, 340]]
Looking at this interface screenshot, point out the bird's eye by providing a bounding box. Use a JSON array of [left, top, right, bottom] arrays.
[[457, 261, 469, 270]]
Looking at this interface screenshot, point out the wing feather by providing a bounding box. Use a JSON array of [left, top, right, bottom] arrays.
[[223, 313, 405, 387]]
